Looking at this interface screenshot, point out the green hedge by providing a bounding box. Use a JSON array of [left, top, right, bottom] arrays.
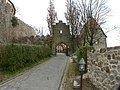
[[0, 44, 52, 72]]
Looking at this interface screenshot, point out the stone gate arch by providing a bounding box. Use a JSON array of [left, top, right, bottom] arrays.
[[52, 21, 71, 55], [55, 42, 69, 54]]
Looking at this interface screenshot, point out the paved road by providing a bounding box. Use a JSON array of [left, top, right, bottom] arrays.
[[0, 53, 68, 90]]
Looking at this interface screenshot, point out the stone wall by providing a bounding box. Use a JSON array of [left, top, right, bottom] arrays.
[[0, 0, 9, 42], [0, 0, 35, 43], [52, 21, 70, 54], [7, 18, 35, 42], [87, 47, 120, 90], [93, 29, 107, 50]]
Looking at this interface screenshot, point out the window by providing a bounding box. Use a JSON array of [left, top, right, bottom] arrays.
[[112, 54, 115, 59], [95, 39, 99, 45], [60, 30, 62, 34], [107, 54, 111, 60]]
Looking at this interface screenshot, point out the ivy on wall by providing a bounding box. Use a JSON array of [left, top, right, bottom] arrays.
[[11, 16, 19, 27]]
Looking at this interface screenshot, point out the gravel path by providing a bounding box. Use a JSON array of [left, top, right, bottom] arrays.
[[0, 53, 68, 90]]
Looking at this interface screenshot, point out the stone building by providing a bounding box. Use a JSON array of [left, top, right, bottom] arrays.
[[79, 18, 107, 50], [0, 0, 15, 42], [0, 0, 35, 43], [52, 21, 71, 55], [52, 19, 107, 55]]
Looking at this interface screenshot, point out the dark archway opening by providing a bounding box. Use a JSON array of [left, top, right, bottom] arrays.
[[55, 42, 69, 56]]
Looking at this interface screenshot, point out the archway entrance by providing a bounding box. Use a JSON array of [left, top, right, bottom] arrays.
[[56, 43, 69, 55]]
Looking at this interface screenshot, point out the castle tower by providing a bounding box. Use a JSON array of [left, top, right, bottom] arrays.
[[52, 21, 71, 55], [0, 0, 6, 42], [0, 0, 15, 43]]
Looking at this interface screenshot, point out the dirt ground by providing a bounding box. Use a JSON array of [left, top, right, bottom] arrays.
[[82, 79, 98, 90], [0, 72, 5, 82], [64, 61, 98, 90], [64, 78, 98, 90]]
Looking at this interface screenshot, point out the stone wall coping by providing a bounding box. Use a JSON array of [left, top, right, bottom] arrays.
[[107, 46, 120, 50]]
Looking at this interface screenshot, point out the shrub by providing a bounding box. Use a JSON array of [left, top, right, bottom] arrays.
[[0, 44, 52, 73], [77, 45, 94, 61], [11, 16, 19, 27], [77, 45, 93, 73]]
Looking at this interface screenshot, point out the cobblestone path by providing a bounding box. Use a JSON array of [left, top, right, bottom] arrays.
[[0, 53, 68, 90]]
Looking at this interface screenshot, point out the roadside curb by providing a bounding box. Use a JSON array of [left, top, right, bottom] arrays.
[[59, 56, 70, 90]]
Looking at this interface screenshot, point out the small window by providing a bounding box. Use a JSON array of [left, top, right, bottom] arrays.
[[95, 39, 99, 45], [107, 54, 111, 60], [112, 54, 115, 59], [60, 30, 62, 34]]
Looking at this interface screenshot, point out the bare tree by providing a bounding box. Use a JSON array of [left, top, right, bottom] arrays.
[[47, 0, 57, 36], [76, 0, 110, 46], [113, 26, 120, 43], [81, 18, 103, 46], [65, 0, 81, 52], [34, 26, 44, 36]]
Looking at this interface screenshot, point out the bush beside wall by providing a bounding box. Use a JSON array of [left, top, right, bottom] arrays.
[[77, 45, 93, 73], [0, 44, 52, 73]]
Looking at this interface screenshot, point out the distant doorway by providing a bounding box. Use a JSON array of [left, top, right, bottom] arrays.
[[56, 42, 69, 55], [56, 43, 66, 53]]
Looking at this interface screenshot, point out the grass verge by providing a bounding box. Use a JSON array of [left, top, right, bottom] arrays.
[[64, 62, 79, 90], [64, 62, 99, 90]]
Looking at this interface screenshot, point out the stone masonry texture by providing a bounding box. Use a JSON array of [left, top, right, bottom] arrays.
[[0, 0, 35, 43], [87, 47, 120, 90]]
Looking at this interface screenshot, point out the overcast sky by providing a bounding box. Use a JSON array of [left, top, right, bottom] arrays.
[[11, 0, 120, 47]]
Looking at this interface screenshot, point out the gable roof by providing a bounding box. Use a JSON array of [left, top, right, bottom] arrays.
[[83, 18, 107, 37]]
